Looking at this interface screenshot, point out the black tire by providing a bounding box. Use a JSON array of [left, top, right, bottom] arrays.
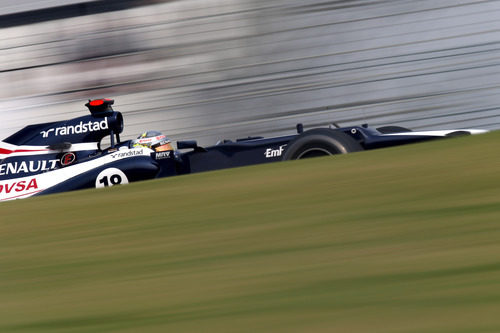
[[445, 130, 471, 137], [376, 126, 412, 134], [282, 128, 363, 160]]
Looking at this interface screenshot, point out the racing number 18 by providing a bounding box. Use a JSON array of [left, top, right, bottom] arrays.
[[98, 174, 122, 187], [95, 168, 129, 188]]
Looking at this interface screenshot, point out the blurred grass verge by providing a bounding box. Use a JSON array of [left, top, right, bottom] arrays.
[[1, 131, 500, 332]]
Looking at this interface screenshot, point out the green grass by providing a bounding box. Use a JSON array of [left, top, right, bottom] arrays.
[[1, 131, 500, 332]]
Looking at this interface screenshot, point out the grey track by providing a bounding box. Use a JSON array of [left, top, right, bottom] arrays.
[[0, 0, 499, 145]]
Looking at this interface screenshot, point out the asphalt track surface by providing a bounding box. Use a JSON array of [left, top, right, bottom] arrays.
[[0, 0, 499, 145]]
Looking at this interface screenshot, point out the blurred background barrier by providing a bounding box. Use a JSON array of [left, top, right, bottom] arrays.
[[0, 0, 499, 145]]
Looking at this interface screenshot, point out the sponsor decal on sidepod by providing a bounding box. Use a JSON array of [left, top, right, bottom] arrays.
[[0, 160, 58, 176], [0, 178, 38, 195], [0, 148, 150, 201], [265, 145, 286, 158]]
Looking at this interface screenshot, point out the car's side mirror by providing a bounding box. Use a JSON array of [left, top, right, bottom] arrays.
[[47, 142, 72, 151], [177, 140, 207, 152]]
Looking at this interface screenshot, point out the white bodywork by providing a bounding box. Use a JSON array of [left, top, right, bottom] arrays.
[[0, 147, 151, 201], [384, 129, 488, 136]]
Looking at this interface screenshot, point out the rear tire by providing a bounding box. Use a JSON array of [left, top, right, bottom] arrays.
[[282, 128, 363, 160]]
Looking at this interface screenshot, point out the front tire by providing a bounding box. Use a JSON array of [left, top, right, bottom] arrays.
[[282, 128, 363, 160]]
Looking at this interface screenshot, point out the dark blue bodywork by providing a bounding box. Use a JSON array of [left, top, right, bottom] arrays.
[[0, 99, 478, 199]]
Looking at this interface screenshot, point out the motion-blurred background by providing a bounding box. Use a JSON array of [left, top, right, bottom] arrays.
[[1, 0, 499, 145]]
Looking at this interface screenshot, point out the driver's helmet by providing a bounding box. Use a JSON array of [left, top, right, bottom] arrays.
[[131, 130, 173, 152]]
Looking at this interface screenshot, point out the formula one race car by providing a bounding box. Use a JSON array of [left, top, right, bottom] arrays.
[[0, 99, 487, 201]]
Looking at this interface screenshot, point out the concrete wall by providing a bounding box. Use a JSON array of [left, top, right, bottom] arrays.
[[0, 0, 499, 145]]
